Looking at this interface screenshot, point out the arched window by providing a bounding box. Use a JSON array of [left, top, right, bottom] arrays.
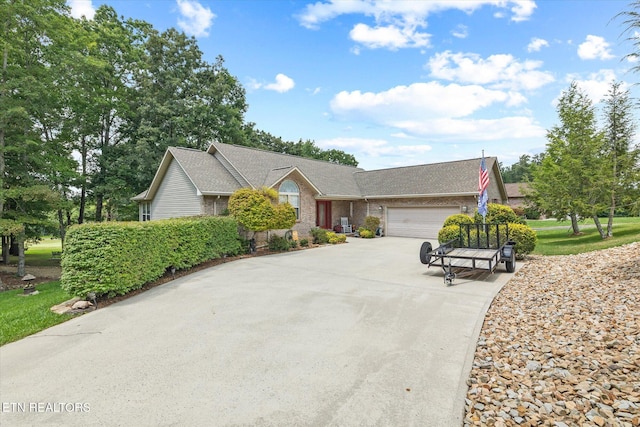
[[279, 180, 300, 220]]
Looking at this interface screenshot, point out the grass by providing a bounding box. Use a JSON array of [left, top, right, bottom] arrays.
[[0, 281, 74, 346], [6, 237, 63, 267], [530, 217, 640, 256]]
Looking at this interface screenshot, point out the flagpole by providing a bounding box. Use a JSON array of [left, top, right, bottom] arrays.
[[482, 150, 485, 226]]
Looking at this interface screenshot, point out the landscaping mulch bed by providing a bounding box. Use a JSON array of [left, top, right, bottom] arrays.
[[464, 241, 640, 426]]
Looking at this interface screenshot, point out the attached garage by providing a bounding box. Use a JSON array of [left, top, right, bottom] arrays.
[[386, 207, 459, 239]]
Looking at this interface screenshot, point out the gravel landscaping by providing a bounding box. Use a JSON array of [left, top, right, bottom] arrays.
[[464, 241, 639, 426]]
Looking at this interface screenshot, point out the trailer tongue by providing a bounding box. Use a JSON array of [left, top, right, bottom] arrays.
[[419, 223, 516, 286]]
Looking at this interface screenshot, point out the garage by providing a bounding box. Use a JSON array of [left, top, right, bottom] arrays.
[[386, 207, 459, 239]]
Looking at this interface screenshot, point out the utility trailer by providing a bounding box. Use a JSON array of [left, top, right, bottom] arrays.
[[419, 223, 516, 286]]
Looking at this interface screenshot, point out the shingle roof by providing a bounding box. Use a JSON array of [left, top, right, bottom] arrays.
[[504, 183, 530, 198], [354, 157, 498, 197], [208, 142, 364, 197], [138, 142, 505, 201], [168, 146, 242, 194]]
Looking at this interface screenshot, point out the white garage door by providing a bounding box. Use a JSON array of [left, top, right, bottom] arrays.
[[386, 207, 459, 239]]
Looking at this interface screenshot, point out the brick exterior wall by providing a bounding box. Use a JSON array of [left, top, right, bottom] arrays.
[[201, 196, 230, 216]]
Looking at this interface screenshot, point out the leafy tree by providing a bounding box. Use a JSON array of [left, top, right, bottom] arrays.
[[228, 187, 296, 235], [500, 154, 541, 183], [530, 82, 605, 235], [0, 0, 75, 273], [601, 81, 639, 236]]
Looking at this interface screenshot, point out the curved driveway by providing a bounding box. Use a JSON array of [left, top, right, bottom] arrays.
[[1, 237, 516, 426]]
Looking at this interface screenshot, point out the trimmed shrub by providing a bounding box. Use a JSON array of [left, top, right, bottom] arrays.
[[268, 234, 292, 251], [300, 238, 309, 247], [61, 216, 241, 298], [358, 228, 374, 239], [507, 223, 537, 259], [438, 225, 462, 245], [363, 216, 380, 234], [474, 203, 525, 225], [327, 232, 347, 244], [310, 227, 329, 244], [442, 214, 474, 228]]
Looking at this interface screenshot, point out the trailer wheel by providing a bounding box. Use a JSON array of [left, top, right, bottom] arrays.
[[419, 242, 432, 264], [505, 252, 516, 273]]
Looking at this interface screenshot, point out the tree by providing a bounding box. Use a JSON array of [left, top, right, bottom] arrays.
[[617, 1, 640, 72], [530, 82, 605, 235], [601, 81, 639, 236], [0, 0, 75, 273], [500, 154, 542, 183], [228, 187, 296, 236]]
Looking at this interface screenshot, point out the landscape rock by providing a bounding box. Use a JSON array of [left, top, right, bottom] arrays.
[[464, 242, 640, 426], [71, 300, 93, 310]]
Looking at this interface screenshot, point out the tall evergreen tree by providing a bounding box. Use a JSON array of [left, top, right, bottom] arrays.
[[602, 81, 639, 235], [530, 82, 606, 235]]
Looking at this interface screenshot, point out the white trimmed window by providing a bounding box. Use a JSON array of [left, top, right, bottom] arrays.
[[141, 203, 151, 221], [279, 180, 300, 220]]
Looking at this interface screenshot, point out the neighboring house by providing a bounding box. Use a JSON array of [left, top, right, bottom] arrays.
[[505, 183, 530, 210], [133, 142, 508, 239]]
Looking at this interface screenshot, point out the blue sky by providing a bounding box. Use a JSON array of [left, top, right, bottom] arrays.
[[67, 0, 639, 171]]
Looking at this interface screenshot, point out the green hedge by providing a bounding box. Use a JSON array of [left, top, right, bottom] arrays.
[[61, 216, 241, 298]]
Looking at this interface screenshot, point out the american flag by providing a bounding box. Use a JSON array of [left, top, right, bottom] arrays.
[[479, 156, 489, 194], [478, 155, 489, 219]]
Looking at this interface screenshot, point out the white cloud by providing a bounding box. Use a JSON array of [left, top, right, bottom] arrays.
[[564, 69, 619, 104], [527, 37, 549, 52], [427, 51, 554, 91], [263, 74, 296, 93], [176, 0, 215, 37], [393, 116, 545, 141], [67, 0, 96, 19], [452, 24, 468, 39], [330, 82, 516, 122], [509, 0, 537, 22], [349, 23, 430, 50], [328, 82, 546, 142], [318, 137, 432, 159], [297, 1, 535, 50], [577, 35, 614, 60]]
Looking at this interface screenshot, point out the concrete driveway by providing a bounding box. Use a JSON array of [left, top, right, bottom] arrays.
[[0, 237, 516, 426]]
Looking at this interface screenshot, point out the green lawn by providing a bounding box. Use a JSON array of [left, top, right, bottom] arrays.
[[6, 237, 63, 267], [530, 217, 640, 256], [0, 281, 73, 346]]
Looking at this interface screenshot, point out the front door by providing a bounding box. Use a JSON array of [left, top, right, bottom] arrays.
[[316, 201, 332, 229]]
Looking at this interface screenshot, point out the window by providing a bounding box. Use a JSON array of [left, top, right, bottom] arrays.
[[279, 180, 300, 220], [141, 203, 151, 221]]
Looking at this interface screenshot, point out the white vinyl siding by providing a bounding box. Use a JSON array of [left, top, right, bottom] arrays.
[[151, 159, 202, 220], [387, 207, 459, 239]]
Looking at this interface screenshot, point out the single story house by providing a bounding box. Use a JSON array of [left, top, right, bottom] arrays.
[[505, 183, 531, 210], [133, 142, 508, 239]]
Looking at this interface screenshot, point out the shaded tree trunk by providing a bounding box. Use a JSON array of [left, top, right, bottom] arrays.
[[570, 213, 581, 235], [17, 232, 25, 277], [57, 208, 66, 247], [607, 160, 616, 238], [95, 194, 103, 222], [593, 215, 606, 239], [78, 137, 87, 224]]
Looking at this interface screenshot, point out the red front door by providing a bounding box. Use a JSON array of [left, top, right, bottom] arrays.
[[316, 201, 332, 229]]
